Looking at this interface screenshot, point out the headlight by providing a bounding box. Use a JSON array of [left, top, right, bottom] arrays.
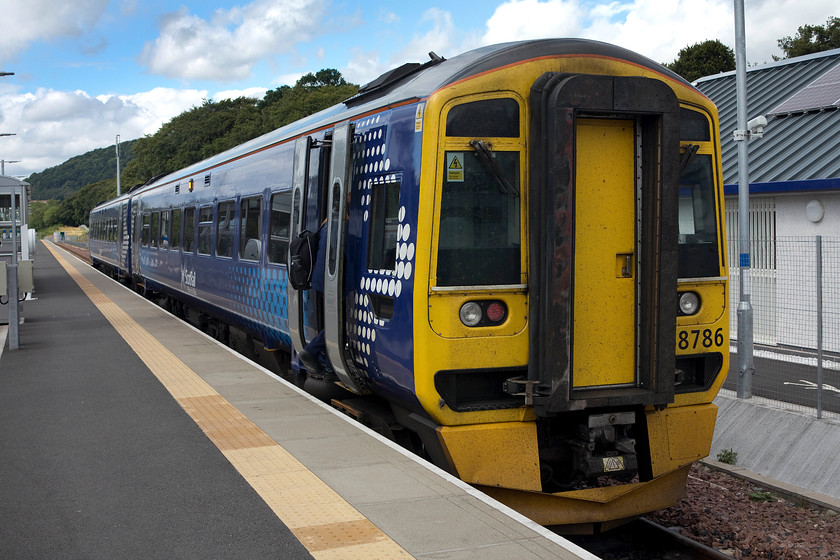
[[679, 292, 700, 315], [459, 302, 483, 327]]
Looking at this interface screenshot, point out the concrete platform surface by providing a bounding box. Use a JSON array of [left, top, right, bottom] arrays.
[[1, 241, 593, 560]]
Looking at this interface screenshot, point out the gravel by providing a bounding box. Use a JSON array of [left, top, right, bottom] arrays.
[[649, 462, 840, 559]]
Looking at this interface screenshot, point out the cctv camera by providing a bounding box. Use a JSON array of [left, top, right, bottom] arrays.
[[747, 115, 767, 138], [747, 115, 767, 132]]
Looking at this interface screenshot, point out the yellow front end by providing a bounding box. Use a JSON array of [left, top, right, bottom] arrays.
[[409, 53, 729, 527]]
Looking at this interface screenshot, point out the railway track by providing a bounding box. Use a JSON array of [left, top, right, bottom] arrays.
[[567, 518, 733, 559]]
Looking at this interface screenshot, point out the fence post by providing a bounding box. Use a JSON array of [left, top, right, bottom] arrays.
[[816, 235, 823, 419]]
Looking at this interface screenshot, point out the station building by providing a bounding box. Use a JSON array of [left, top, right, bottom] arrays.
[[695, 48, 840, 352]]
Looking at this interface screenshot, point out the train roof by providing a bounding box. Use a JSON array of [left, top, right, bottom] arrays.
[[123, 39, 690, 198]]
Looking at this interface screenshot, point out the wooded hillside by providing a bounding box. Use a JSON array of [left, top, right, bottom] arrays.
[[26, 70, 358, 230]]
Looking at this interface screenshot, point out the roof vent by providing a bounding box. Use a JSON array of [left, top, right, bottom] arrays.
[[345, 52, 446, 108]]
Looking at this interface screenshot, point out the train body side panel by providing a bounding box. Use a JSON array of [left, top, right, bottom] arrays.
[[342, 105, 423, 407]]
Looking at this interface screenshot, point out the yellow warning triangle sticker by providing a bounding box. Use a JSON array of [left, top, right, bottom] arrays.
[[448, 156, 463, 170]]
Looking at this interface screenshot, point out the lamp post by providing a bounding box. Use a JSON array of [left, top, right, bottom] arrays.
[[8, 183, 20, 349], [1, 71, 19, 348], [116, 134, 121, 196], [1, 160, 21, 175], [734, 0, 756, 398]]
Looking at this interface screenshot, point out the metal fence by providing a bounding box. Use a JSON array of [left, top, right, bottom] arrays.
[[726, 236, 840, 419]]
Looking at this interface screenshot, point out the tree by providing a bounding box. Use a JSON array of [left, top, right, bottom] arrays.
[[296, 69, 347, 88], [124, 96, 262, 182], [665, 39, 736, 82], [777, 16, 840, 59], [28, 69, 359, 231]]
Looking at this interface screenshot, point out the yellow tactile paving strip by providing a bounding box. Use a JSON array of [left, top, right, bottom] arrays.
[[45, 244, 412, 559]]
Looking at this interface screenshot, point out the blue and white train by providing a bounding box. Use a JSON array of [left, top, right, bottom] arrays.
[[90, 39, 730, 530]]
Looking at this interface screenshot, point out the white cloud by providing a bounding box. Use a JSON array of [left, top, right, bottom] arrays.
[[479, 0, 837, 66], [342, 50, 387, 86], [742, 1, 838, 64], [343, 8, 480, 86], [482, 0, 585, 44], [0, 87, 206, 179], [213, 87, 268, 101], [583, 0, 733, 64], [379, 10, 400, 25], [0, 0, 110, 65], [139, 0, 327, 82]]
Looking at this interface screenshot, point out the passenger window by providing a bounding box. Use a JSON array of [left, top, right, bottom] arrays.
[[268, 191, 292, 264], [171, 208, 182, 250], [141, 213, 150, 247], [183, 207, 196, 252], [216, 200, 235, 258], [367, 178, 401, 271], [150, 212, 159, 249], [239, 196, 262, 261], [160, 210, 170, 249], [197, 205, 213, 255]]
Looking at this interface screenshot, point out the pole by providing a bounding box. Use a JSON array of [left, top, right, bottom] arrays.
[[116, 135, 121, 197], [734, 0, 754, 398], [8, 184, 19, 349], [1, 160, 20, 175], [816, 235, 823, 419]]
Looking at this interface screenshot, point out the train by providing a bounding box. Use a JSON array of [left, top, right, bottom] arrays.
[[89, 38, 729, 531]]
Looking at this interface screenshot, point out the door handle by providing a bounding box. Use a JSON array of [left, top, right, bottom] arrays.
[[616, 253, 633, 278]]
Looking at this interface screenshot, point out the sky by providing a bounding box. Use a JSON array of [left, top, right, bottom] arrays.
[[0, 0, 836, 180]]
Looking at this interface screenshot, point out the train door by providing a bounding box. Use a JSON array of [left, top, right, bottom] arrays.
[[323, 122, 366, 393], [527, 73, 680, 413], [573, 118, 636, 388], [287, 123, 366, 394], [288, 136, 312, 354], [119, 200, 130, 275]]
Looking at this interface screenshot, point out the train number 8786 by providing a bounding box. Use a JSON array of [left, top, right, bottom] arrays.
[[678, 328, 725, 350]]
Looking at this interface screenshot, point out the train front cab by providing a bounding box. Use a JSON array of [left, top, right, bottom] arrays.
[[413, 63, 728, 529]]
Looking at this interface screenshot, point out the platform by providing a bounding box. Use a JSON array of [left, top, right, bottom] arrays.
[[0, 241, 593, 560]]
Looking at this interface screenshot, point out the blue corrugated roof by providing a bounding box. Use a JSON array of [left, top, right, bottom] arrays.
[[695, 49, 840, 188]]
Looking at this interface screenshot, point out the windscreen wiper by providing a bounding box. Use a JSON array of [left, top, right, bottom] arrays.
[[470, 140, 519, 197], [679, 144, 700, 175]]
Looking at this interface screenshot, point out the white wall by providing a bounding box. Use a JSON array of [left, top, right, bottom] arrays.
[[727, 192, 840, 352]]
